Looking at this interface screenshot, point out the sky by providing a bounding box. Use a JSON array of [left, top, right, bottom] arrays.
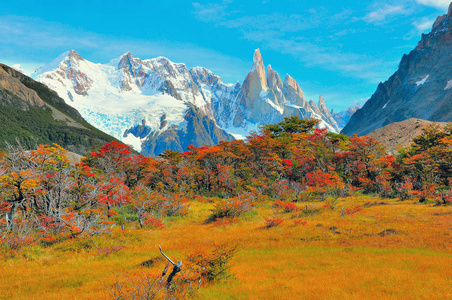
[[0, 0, 450, 111]]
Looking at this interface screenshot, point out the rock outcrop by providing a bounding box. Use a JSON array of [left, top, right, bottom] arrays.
[[234, 49, 339, 132], [0, 66, 45, 107]]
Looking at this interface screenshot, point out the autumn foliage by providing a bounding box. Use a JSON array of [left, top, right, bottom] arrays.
[[1, 118, 451, 249]]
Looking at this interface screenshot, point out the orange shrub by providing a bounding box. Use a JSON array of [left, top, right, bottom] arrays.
[[209, 196, 254, 221]]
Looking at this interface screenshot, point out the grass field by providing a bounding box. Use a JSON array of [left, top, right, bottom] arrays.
[[1, 195, 451, 299]]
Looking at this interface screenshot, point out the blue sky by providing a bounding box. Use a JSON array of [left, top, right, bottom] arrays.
[[0, 0, 450, 110]]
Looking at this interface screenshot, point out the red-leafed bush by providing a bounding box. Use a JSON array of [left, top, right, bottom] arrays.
[[264, 216, 284, 228], [142, 215, 165, 229], [273, 200, 299, 212], [293, 220, 307, 226], [341, 205, 363, 216]]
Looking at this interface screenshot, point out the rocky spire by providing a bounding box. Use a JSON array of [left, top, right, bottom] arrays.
[[318, 95, 334, 120], [282, 74, 306, 107], [449, 2, 452, 16], [241, 49, 269, 110], [248, 49, 268, 91], [253, 48, 263, 64], [308, 99, 322, 115], [318, 95, 326, 109], [266, 65, 283, 90]]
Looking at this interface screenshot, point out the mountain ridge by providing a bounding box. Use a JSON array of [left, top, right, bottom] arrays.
[[342, 4, 452, 136], [32, 49, 340, 155], [0, 63, 117, 154]]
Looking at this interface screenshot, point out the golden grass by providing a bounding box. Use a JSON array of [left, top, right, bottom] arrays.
[[1, 195, 452, 299]]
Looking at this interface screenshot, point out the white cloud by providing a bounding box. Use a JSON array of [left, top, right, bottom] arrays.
[[415, 0, 450, 9], [192, 3, 392, 82], [364, 5, 409, 23], [0, 15, 249, 83], [413, 17, 436, 31], [192, 0, 234, 23]]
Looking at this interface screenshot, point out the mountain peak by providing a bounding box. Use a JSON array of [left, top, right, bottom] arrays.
[[242, 49, 268, 96], [266, 64, 283, 90], [122, 51, 133, 59], [118, 51, 136, 70], [283, 73, 294, 82], [318, 95, 326, 108], [284, 74, 303, 93], [69, 50, 83, 61], [449, 2, 452, 15], [253, 49, 263, 65], [343, 9, 452, 136]]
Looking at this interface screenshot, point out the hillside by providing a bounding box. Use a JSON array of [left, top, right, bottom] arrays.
[[0, 63, 117, 155], [368, 118, 450, 154], [342, 4, 452, 136]]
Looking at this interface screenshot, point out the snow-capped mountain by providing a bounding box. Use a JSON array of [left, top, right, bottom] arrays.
[[32, 49, 339, 155], [232, 50, 339, 134]]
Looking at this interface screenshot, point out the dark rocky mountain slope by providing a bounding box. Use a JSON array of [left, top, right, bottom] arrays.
[[0, 63, 117, 155], [342, 4, 452, 136]]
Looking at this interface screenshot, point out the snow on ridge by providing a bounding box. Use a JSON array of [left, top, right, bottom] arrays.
[[444, 80, 452, 90], [33, 49, 341, 152], [34, 52, 191, 151], [416, 75, 429, 86]]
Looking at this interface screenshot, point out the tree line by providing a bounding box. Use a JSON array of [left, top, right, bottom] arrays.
[[1, 116, 451, 248]]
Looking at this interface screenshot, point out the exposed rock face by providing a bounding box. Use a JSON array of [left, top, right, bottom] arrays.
[[342, 7, 452, 136], [32, 49, 339, 155], [367, 118, 450, 154], [0, 66, 45, 108], [142, 106, 235, 156], [282, 74, 306, 107], [0, 63, 116, 154], [317, 96, 337, 129], [234, 49, 339, 132], [237, 49, 273, 124]]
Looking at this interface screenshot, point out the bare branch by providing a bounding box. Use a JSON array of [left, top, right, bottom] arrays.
[[159, 245, 175, 265]]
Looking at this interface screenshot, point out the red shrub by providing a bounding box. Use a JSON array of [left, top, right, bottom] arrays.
[[293, 220, 307, 226], [342, 205, 362, 215], [273, 200, 299, 212], [143, 215, 165, 229], [264, 216, 284, 228]]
